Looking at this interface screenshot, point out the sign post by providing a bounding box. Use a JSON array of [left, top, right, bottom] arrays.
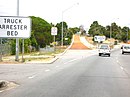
[[94, 36, 106, 48], [0, 17, 31, 38], [0, 39, 2, 61], [51, 27, 58, 51], [0, 16, 31, 61], [94, 36, 106, 42], [22, 39, 24, 62], [16, 0, 19, 61]]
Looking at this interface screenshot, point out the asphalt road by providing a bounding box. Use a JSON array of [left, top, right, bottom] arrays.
[[1, 49, 130, 97]]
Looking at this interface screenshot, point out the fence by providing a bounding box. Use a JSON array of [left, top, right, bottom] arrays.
[[0, 44, 11, 55], [39, 46, 54, 52], [0, 44, 11, 61]]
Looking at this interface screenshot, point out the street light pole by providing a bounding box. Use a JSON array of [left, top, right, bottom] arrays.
[[0, 39, 2, 61], [127, 28, 129, 42], [110, 18, 119, 39], [110, 23, 112, 39], [61, 3, 79, 47], [61, 12, 64, 47]]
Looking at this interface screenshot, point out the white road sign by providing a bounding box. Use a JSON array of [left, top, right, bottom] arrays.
[[51, 27, 57, 35], [0, 16, 31, 38], [94, 36, 106, 42]]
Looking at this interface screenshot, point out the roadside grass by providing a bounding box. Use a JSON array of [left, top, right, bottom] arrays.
[[30, 48, 65, 56], [21, 47, 67, 62], [85, 36, 94, 45], [0, 47, 67, 63], [24, 48, 66, 62]]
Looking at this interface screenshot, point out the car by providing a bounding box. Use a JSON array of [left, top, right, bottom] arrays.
[[121, 44, 130, 54], [98, 44, 111, 57]]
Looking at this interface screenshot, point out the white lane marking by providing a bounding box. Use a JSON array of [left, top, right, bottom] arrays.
[[63, 58, 80, 65], [45, 69, 50, 72], [28, 75, 36, 79], [120, 66, 124, 70], [116, 60, 124, 70], [117, 60, 118, 63], [55, 66, 59, 68], [0, 90, 4, 93]]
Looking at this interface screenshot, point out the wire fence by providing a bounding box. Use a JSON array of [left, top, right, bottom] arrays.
[[0, 44, 11, 55]]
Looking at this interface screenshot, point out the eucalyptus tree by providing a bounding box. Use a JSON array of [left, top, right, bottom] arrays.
[[121, 27, 130, 42], [88, 21, 107, 37], [56, 22, 68, 45], [31, 16, 53, 48]]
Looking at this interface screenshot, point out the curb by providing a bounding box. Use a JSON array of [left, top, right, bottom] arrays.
[[25, 56, 59, 64]]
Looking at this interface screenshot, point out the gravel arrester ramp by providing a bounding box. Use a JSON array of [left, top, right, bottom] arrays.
[[70, 35, 90, 50]]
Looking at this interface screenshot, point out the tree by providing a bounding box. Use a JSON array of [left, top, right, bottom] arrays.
[[87, 20, 130, 42], [79, 25, 86, 35], [68, 27, 79, 35], [105, 25, 111, 38], [56, 21, 68, 45], [30, 16, 53, 48], [121, 27, 129, 42], [30, 31, 38, 48], [88, 21, 106, 36]]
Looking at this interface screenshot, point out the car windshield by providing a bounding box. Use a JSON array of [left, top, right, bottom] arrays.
[[124, 46, 130, 49], [100, 45, 109, 49]]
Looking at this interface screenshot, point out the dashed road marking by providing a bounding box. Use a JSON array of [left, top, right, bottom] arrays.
[[116, 60, 124, 70], [45, 69, 50, 72], [0, 90, 4, 93], [117, 60, 119, 63], [55, 66, 59, 68], [63, 58, 80, 65], [28, 75, 36, 79], [120, 66, 124, 70]]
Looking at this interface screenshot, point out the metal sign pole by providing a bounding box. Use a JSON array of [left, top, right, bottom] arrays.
[[22, 39, 24, 62], [51, 27, 57, 51], [15, 38, 19, 61], [54, 35, 55, 51], [15, 0, 19, 61], [0, 39, 2, 61]]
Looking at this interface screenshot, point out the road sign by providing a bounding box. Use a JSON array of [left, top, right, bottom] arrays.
[[0, 16, 31, 38], [94, 36, 106, 42], [51, 27, 57, 35]]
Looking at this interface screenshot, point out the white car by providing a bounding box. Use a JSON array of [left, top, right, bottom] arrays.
[[121, 44, 130, 54], [98, 44, 111, 57]]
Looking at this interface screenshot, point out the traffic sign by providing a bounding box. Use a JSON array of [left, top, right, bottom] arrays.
[[51, 27, 57, 35], [0, 16, 31, 38], [94, 36, 106, 42]]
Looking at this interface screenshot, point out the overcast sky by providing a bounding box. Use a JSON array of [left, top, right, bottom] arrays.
[[0, 0, 130, 29]]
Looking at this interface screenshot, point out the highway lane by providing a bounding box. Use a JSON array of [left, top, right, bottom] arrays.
[[0, 50, 96, 84], [111, 48, 130, 77], [1, 49, 130, 97]]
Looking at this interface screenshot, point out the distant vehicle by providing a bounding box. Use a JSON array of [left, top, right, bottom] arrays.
[[98, 44, 111, 57], [121, 44, 130, 54]]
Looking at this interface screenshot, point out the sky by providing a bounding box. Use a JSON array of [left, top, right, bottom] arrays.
[[0, 0, 130, 30]]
